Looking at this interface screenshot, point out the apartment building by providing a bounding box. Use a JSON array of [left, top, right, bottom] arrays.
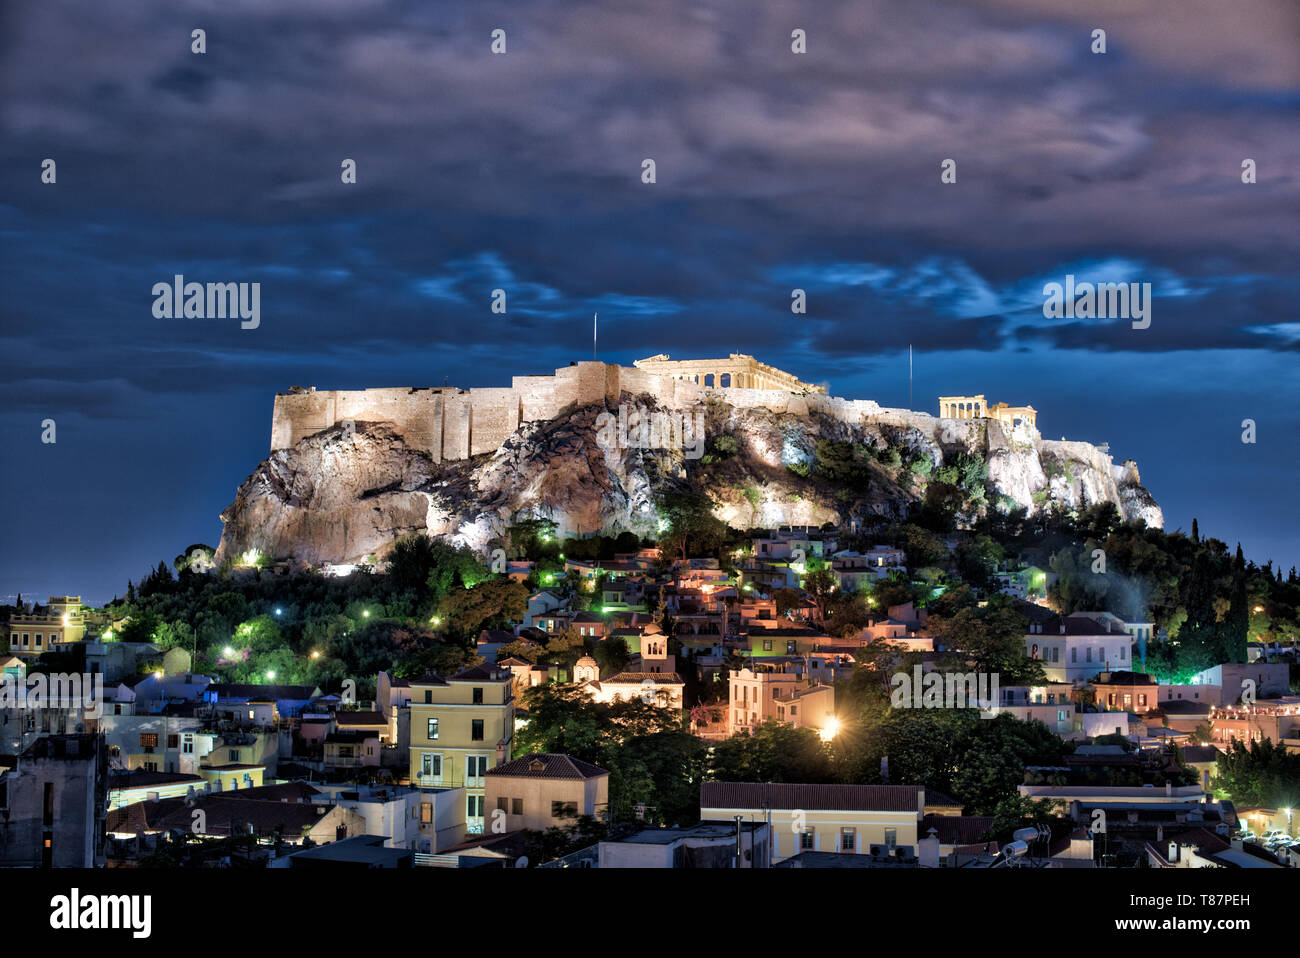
[[408, 664, 514, 835], [728, 663, 835, 737], [3, 595, 87, 660]]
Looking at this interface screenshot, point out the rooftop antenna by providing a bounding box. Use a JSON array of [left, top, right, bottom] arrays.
[[593, 313, 598, 361]]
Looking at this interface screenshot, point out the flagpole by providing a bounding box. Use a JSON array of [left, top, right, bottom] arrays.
[[908, 344, 913, 411]]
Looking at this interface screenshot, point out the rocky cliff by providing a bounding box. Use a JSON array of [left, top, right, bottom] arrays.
[[215, 392, 1163, 566]]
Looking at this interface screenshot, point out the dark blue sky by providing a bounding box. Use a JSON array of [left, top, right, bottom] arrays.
[[2, 0, 1298, 605]]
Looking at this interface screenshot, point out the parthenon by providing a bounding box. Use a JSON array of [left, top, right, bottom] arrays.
[[938, 395, 1038, 429], [632, 353, 826, 393]]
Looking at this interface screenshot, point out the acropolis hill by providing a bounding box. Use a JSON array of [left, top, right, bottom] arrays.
[[217, 354, 1162, 567]]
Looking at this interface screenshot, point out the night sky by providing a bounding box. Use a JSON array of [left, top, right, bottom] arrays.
[[2, 0, 1297, 605]]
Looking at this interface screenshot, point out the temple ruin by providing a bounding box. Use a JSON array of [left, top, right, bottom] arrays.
[[938, 395, 1037, 429], [631, 353, 825, 393]]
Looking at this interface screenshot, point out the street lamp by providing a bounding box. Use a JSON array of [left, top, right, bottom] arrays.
[[819, 717, 842, 742]]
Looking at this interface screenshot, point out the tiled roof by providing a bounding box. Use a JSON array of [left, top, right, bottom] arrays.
[[701, 782, 925, 813], [600, 671, 683, 684], [1167, 827, 1231, 856], [108, 796, 333, 837], [485, 753, 608, 780], [449, 664, 512, 682], [921, 814, 994, 844]]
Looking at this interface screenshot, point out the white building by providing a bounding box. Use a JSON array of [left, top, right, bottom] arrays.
[[1025, 614, 1134, 685]]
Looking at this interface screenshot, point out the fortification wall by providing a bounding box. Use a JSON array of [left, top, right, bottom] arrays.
[[442, 391, 472, 461], [513, 374, 561, 422], [271, 390, 337, 449], [270, 360, 891, 465], [334, 388, 444, 456], [470, 388, 520, 456]]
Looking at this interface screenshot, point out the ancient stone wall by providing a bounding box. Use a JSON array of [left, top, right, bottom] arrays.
[[269, 359, 1012, 466]]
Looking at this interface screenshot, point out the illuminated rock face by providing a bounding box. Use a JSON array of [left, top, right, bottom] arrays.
[[217, 391, 1160, 567]]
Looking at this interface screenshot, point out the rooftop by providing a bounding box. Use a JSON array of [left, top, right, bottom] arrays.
[[486, 753, 608, 781]]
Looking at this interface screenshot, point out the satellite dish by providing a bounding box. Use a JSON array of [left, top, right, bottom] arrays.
[[514, 856, 529, 869]]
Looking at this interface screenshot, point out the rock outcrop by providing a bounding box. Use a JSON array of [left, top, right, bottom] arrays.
[[215, 392, 1163, 566]]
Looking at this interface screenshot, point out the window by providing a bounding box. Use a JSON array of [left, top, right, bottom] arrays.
[[883, 827, 897, 850], [467, 755, 488, 780], [182, 735, 193, 754], [139, 734, 158, 748], [467, 795, 485, 819], [1052, 647, 1060, 663], [229, 750, 240, 762], [762, 640, 772, 652], [790, 706, 797, 716], [471, 719, 484, 741], [840, 827, 857, 853], [424, 690, 432, 704], [420, 802, 433, 824], [34, 634, 42, 648], [551, 801, 578, 818], [497, 797, 509, 812], [472, 687, 484, 705], [512, 798, 523, 815], [421, 754, 441, 777], [1086, 647, 1093, 662], [427, 717, 439, 740], [1120, 647, 1126, 660], [1071, 647, 1077, 663], [338, 746, 353, 758], [167, 734, 179, 749], [43, 782, 54, 826], [1137, 694, 1147, 707], [800, 828, 815, 850]]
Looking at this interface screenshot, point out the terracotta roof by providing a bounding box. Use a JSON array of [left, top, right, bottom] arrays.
[[921, 814, 994, 844], [1167, 827, 1231, 856], [600, 671, 683, 684], [701, 782, 925, 813], [485, 753, 608, 780], [108, 796, 334, 837], [449, 664, 512, 682]]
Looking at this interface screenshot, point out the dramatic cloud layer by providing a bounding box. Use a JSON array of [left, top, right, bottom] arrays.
[[1, 0, 1297, 600]]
